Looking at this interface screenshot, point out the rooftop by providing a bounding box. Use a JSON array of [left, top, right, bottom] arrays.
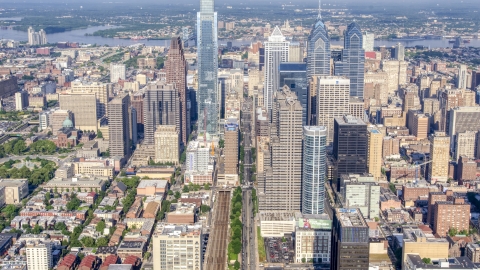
[[335, 208, 367, 227], [137, 180, 168, 189], [259, 211, 296, 222], [155, 223, 202, 236]]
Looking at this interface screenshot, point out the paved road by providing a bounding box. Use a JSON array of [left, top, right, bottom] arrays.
[[241, 97, 256, 270]]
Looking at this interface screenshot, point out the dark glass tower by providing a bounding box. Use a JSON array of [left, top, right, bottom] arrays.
[[333, 115, 368, 176], [334, 22, 365, 98]]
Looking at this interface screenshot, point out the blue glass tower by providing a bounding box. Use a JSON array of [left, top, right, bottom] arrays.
[[279, 62, 308, 125], [306, 1, 331, 125], [334, 22, 365, 98], [197, 0, 218, 135]]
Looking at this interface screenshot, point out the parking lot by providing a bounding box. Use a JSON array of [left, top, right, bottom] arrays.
[[264, 237, 294, 264]]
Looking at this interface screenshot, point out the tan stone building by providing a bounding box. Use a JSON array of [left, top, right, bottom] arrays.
[[154, 125, 179, 165], [0, 179, 29, 204], [367, 127, 383, 180], [69, 80, 111, 118], [59, 94, 98, 131], [402, 227, 449, 268], [429, 132, 450, 183], [224, 120, 239, 175]]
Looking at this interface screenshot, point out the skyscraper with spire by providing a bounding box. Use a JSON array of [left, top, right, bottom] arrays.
[[334, 22, 365, 98], [306, 0, 331, 125], [197, 0, 218, 135]]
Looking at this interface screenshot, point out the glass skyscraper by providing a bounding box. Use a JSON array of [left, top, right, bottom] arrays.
[[279, 62, 308, 125], [197, 0, 218, 134], [306, 4, 331, 125], [334, 22, 365, 98], [302, 126, 327, 215]]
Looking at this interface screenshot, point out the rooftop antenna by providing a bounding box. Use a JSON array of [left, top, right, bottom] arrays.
[[318, 0, 322, 20]]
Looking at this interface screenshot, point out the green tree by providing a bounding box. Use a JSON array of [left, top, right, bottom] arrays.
[[448, 228, 458, 237], [234, 261, 240, 270], [200, 205, 211, 213], [174, 191, 181, 199], [81, 236, 95, 247], [96, 220, 106, 232], [182, 185, 189, 193], [32, 224, 43, 234], [422, 258, 431, 264], [96, 237, 108, 247]]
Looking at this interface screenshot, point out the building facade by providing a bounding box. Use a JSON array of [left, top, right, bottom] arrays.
[[154, 125, 179, 165], [108, 94, 131, 160]]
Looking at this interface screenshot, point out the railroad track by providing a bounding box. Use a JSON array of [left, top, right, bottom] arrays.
[[204, 190, 231, 270]]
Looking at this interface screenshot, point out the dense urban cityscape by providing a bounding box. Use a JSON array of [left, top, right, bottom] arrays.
[[0, 0, 479, 269]]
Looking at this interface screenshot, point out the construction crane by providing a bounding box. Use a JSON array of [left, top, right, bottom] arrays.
[[414, 159, 433, 183]]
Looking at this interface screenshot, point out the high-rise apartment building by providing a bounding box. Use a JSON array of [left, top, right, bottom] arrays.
[[333, 115, 368, 176], [69, 81, 111, 118], [279, 62, 308, 125], [259, 86, 303, 211], [39, 111, 50, 131], [110, 63, 126, 83], [15, 91, 28, 111], [152, 223, 203, 270], [454, 131, 477, 161], [288, 42, 303, 62], [317, 76, 350, 143], [108, 94, 131, 159], [362, 32, 374, 51], [59, 94, 98, 131], [224, 120, 239, 175], [331, 208, 370, 270], [154, 125, 179, 165], [457, 64, 468, 90], [197, 0, 219, 135], [26, 240, 53, 270], [166, 36, 189, 145], [302, 126, 327, 215], [27, 27, 47, 46], [367, 127, 383, 180], [263, 26, 289, 111], [334, 22, 365, 98], [428, 132, 450, 183], [143, 82, 180, 145], [407, 110, 429, 140], [434, 196, 470, 237]]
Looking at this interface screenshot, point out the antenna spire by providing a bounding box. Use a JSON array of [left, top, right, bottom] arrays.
[[318, 0, 322, 20]]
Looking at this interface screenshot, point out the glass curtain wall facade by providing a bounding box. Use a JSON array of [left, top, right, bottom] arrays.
[[197, 0, 218, 134], [334, 22, 365, 98], [279, 62, 308, 125], [302, 126, 327, 215]]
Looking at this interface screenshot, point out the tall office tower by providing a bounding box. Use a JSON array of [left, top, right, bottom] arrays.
[[197, 0, 218, 135], [152, 224, 203, 270], [448, 106, 480, 150], [331, 208, 370, 270], [367, 127, 383, 180], [263, 26, 289, 111], [402, 89, 421, 112], [333, 115, 368, 176], [454, 131, 477, 161], [26, 240, 53, 270], [380, 60, 408, 94], [472, 70, 480, 89], [407, 111, 429, 140], [110, 63, 126, 83], [108, 94, 131, 159], [15, 91, 28, 111], [307, 4, 331, 124], [334, 22, 365, 98], [70, 81, 111, 118], [288, 42, 303, 62], [259, 86, 303, 211], [362, 32, 374, 51], [166, 36, 188, 145], [317, 76, 350, 143], [131, 91, 144, 130], [457, 64, 468, 90], [154, 125, 179, 164], [59, 94, 98, 131], [349, 97, 365, 120], [302, 126, 327, 215], [428, 132, 450, 183], [224, 119, 239, 174], [143, 82, 180, 145], [279, 62, 308, 125], [394, 43, 405, 61]]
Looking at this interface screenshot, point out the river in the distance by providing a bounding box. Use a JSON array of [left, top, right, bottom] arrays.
[[1, 25, 480, 48]]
